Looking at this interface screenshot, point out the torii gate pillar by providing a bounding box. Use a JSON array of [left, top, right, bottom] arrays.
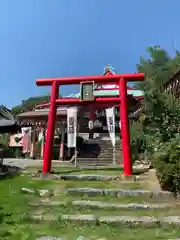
[[42, 81, 59, 173], [119, 78, 132, 176]]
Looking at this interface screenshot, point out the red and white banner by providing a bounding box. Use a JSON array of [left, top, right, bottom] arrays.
[[105, 107, 116, 147]]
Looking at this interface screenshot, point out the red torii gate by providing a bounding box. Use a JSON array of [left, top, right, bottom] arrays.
[[36, 73, 144, 176]]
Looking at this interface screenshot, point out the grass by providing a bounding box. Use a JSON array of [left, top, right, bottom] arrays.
[[63, 179, 143, 189], [1, 223, 180, 240], [0, 168, 179, 239]]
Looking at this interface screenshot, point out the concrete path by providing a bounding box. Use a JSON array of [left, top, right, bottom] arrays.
[[3, 158, 44, 168]]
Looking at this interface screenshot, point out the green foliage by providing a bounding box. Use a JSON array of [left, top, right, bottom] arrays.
[[133, 45, 180, 193], [136, 46, 180, 143], [11, 95, 50, 115], [0, 134, 9, 148], [130, 121, 146, 162], [153, 135, 180, 194], [130, 120, 155, 162], [139, 90, 180, 145]]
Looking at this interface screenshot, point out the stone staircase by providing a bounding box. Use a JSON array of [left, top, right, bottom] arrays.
[[23, 168, 180, 239], [77, 138, 122, 166]]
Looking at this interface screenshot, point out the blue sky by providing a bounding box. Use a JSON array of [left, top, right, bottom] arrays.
[[0, 0, 180, 108]]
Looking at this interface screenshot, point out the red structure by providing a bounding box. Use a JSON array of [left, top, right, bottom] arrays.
[[36, 73, 144, 176]]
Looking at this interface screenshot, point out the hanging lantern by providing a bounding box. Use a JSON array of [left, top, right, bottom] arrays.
[[103, 64, 116, 75]]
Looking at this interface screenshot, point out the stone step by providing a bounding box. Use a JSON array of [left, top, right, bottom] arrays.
[[90, 154, 121, 158], [87, 140, 120, 144], [77, 158, 113, 164], [30, 214, 180, 227], [66, 187, 173, 200], [57, 174, 119, 181], [79, 151, 121, 155], [76, 162, 116, 166], [77, 158, 121, 164], [79, 159, 121, 162], [97, 157, 121, 161], [100, 148, 121, 150], [97, 157, 121, 160], [100, 153, 121, 155], [99, 150, 121, 153], [98, 153, 122, 157], [101, 148, 121, 150], [76, 163, 120, 167], [77, 157, 121, 160], [42, 174, 143, 182], [76, 160, 121, 164], [29, 199, 172, 210], [100, 152, 121, 155], [33, 174, 124, 181], [85, 145, 121, 150], [99, 154, 121, 157], [99, 148, 121, 150]]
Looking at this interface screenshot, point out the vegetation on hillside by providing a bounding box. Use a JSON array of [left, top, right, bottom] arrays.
[[11, 95, 51, 115], [131, 46, 180, 194]]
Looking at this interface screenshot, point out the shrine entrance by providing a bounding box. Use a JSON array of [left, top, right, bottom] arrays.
[[36, 72, 144, 176]]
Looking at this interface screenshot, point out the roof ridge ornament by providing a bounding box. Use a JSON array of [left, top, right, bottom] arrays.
[[103, 64, 116, 75]]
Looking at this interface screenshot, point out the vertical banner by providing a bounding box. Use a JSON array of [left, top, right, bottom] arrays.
[[119, 121, 121, 130], [105, 107, 116, 147], [67, 107, 77, 148], [21, 127, 32, 153], [88, 120, 94, 130], [106, 107, 116, 164], [38, 128, 45, 158]]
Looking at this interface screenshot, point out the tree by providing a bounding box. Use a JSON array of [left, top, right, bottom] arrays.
[[132, 46, 180, 194], [136, 46, 180, 142]]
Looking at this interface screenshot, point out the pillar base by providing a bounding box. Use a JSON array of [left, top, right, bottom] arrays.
[[120, 173, 136, 181]]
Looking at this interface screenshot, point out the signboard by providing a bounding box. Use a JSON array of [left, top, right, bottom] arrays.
[[80, 81, 94, 101], [9, 133, 23, 147], [67, 107, 77, 148]]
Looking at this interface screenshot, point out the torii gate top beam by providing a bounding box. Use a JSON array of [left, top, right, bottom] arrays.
[[36, 73, 144, 86]]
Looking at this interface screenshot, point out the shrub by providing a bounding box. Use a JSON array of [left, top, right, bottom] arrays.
[[130, 120, 154, 163], [153, 135, 180, 195]]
